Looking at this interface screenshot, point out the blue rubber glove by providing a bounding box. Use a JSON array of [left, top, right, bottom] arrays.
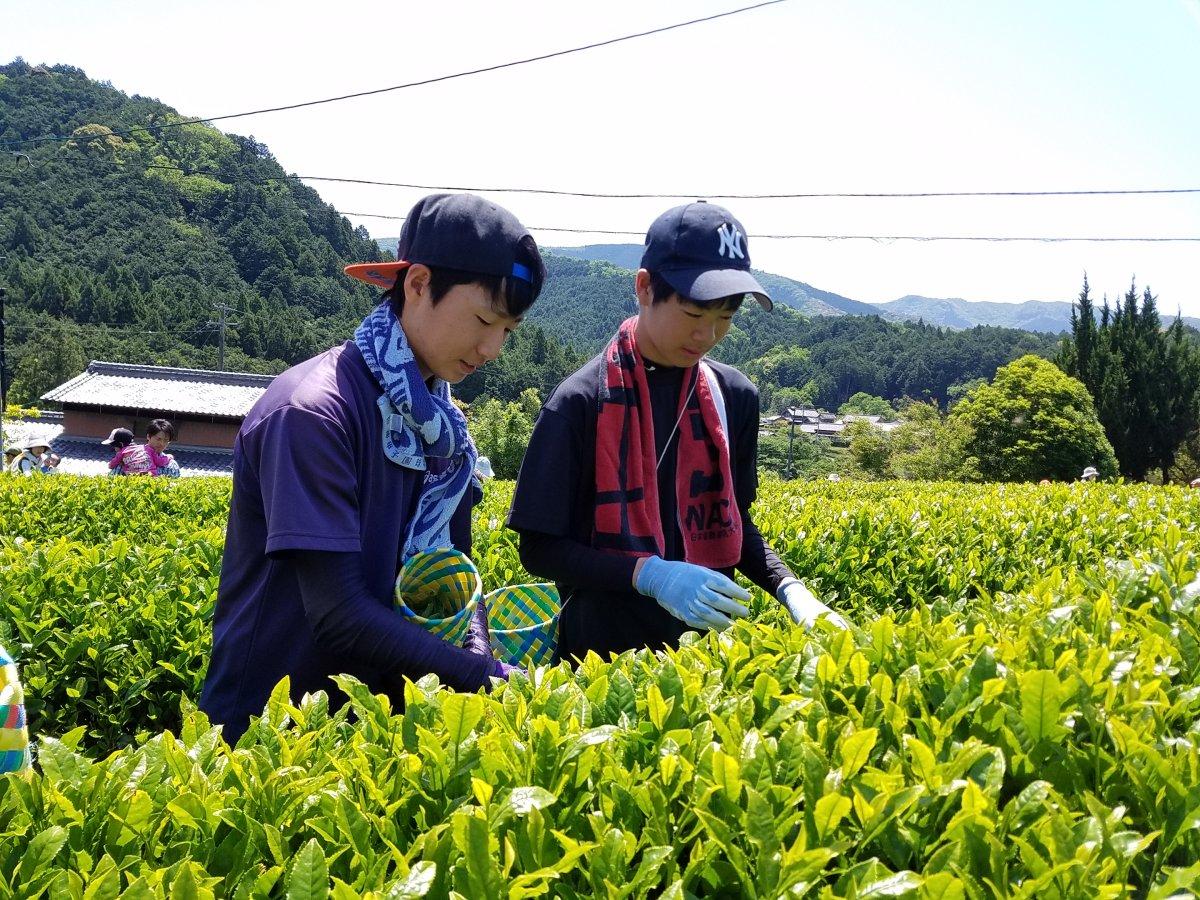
[[635, 556, 751, 631], [778, 579, 848, 629]]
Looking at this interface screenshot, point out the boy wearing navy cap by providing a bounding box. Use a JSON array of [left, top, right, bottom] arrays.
[[201, 193, 545, 743], [509, 201, 846, 661]]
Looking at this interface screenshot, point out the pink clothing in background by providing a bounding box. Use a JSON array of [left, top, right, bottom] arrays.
[[145, 444, 172, 473], [109, 443, 155, 475]]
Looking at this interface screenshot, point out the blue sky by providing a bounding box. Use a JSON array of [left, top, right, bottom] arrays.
[[4, 0, 1198, 312]]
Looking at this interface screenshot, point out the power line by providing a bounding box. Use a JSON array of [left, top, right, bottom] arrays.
[[9, 161, 1198, 245], [139, 164, 1200, 202], [5, 321, 214, 337], [267, 173, 1200, 201], [340, 212, 1200, 242], [1, 0, 790, 150]]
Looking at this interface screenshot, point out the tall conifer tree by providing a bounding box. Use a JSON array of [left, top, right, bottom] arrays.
[[1061, 277, 1200, 481]]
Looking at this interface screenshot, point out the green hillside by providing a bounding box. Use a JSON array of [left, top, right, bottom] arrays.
[[547, 243, 890, 318], [0, 59, 391, 393], [1, 60, 1058, 412], [500, 253, 1059, 410]]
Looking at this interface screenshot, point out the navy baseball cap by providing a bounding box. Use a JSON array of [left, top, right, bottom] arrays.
[[344, 193, 543, 290], [100, 427, 135, 446], [640, 201, 772, 310]]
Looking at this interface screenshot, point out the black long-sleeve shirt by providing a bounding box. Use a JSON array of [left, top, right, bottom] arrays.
[[509, 355, 792, 660], [288, 551, 499, 693]]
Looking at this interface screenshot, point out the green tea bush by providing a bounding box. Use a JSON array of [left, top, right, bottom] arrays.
[[1, 533, 1197, 896], [2, 477, 1200, 896], [0, 530, 222, 749], [0, 476, 232, 543], [2, 479, 1198, 756]]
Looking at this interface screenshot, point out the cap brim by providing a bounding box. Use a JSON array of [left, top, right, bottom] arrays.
[[661, 267, 773, 310], [344, 261, 413, 289]]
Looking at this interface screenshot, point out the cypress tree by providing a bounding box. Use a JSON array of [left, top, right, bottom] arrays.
[[1061, 276, 1200, 481]]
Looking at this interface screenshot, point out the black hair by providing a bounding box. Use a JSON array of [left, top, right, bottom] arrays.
[[147, 418, 176, 441], [383, 235, 545, 319], [647, 270, 745, 313]]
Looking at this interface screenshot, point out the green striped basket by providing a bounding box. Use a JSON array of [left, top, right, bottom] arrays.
[[0, 644, 30, 775], [394, 548, 481, 647], [485, 583, 561, 667]]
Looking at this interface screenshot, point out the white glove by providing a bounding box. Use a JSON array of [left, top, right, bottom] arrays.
[[778, 579, 848, 630]]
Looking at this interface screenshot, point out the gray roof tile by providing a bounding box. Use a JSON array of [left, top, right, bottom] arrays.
[[41, 361, 274, 418]]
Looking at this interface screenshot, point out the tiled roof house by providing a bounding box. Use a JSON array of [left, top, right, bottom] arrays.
[[17, 361, 276, 477]]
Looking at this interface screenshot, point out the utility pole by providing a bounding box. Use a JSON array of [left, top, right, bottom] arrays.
[[206, 302, 240, 371], [0, 284, 7, 416], [1, 252, 9, 418], [785, 414, 796, 479]]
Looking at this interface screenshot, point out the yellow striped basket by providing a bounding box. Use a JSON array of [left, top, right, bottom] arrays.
[[485, 583, 561, 667], [1, 644, 30, 774], [394, 548, 481, 647]]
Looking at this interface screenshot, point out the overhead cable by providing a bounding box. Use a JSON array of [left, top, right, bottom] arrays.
[[0, 0, 789, 149], [340, 212, 1200, 242]]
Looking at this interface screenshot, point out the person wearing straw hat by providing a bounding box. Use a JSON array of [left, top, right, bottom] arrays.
[[200, 194, 545, 743], [509, 202, 848, 662]]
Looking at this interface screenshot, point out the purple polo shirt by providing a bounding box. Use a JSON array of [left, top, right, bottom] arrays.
[[199, 341, 475, 735]]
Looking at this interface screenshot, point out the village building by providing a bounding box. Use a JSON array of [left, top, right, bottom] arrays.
[[760, 406, 901, 441], [5, 361, 274, 476]]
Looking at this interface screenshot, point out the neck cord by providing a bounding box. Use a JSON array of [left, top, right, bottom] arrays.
[[656, 367, 700, 471]]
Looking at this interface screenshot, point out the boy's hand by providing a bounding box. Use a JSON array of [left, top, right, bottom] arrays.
[[635, 556, 750, 631], [778, 579, 848, 629], [493, 660, 525, 680]]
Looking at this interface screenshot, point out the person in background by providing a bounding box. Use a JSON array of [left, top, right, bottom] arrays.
[[101, 427, 136, 475], [1080, 465, 1100, 482], [9, 440, 50, 476], [106, 422, 174, 477], [509, 201, 848, 663], [145, 419, 177, 476], [3, 447, 20, 472], [40, 453, 62, 474]]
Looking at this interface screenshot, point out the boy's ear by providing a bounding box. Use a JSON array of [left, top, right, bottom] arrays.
[[403, 264, 432, 306], [635, 269, 654, 310]]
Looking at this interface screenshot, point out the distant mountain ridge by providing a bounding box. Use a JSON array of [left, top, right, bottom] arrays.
[[877, 295, 1200, 334], [487, 243, 1199, 334], [300, 237, 1065, 408], [546, 245, 888, 320]]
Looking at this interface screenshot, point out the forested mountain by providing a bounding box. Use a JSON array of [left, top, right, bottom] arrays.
[[545, 244, 888, 318], [488, 254, 1058, 409], [0, 59, 391, 395], [2, 60, 1058, 413], [542, 244, 1200, 335]]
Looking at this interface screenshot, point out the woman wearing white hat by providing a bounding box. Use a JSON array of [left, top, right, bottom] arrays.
[[8, 440, 50, 476]]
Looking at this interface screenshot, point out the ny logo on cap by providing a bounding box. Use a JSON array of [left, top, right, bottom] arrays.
[[716, 222, 745, 260]]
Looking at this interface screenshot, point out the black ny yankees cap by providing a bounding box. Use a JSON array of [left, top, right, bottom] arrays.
[[639, 201, 772, 310]]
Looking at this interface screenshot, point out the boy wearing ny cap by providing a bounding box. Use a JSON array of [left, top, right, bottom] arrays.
[[509, 202, 846, 661], [201, 193, 545, 743]]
